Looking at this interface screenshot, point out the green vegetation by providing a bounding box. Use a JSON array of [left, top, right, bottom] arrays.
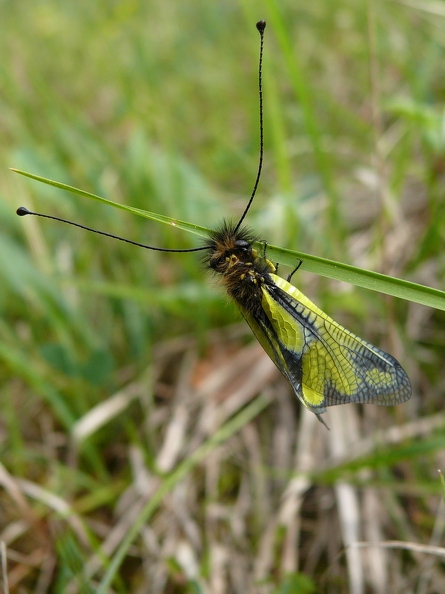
[[1, 0, 445, 592]]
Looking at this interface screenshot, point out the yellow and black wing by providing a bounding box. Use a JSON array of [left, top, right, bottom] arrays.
[[238, 273, 411, 419]]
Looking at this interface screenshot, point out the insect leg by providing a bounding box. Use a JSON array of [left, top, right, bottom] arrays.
[[259, 239, 268, 259], [287, 259, 303, 282], [260, 240, 279, 273]]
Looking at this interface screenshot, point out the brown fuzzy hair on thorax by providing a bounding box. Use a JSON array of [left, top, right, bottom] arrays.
[[203, 221, 274, 313]]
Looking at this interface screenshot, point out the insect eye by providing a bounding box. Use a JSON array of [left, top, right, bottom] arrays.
[[234, 240, 253, 258], [235, 240, 250, 249]]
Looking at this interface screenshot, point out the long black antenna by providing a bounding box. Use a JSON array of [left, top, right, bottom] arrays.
[[233, 20, 266, 233], [16, 207, 206, 253], [16, 20, 266, 251]]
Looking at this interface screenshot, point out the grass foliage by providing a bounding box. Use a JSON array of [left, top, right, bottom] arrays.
[[2, 0, 445, 592]]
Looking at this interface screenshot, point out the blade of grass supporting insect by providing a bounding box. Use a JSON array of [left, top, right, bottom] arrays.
[[95, 393, 271, 593], [13, 169, 445, 310], [265, 244, 445, 312], [11, 168, 210, 238]]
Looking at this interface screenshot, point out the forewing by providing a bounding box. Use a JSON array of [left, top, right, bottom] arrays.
[[260, 274, 411, 414]]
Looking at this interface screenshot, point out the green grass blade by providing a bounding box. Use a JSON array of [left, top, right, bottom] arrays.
[[265, 244, 445, 312], [13, 168, 445, 311], [12, 168, 209, 237]]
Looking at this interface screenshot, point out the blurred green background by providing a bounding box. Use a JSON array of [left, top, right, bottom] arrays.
[[2, 0, 445, 592]]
